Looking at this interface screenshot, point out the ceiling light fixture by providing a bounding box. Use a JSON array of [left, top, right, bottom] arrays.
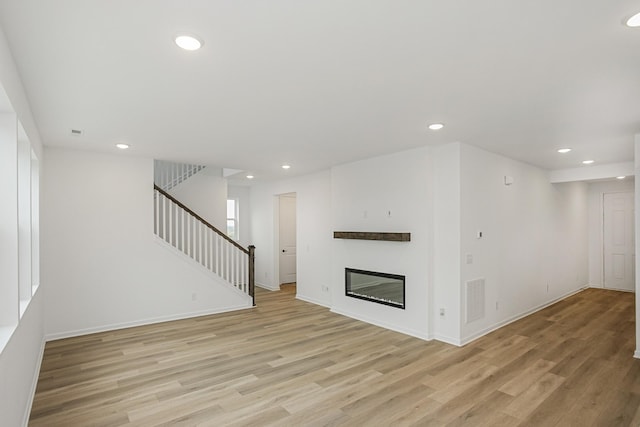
[[246, 175, 254, 179], [282, 164, 291, 170], [582, 160, 594, 165], [617, 176, 626, 180], [428, 123, 444, 130], [557, 148, 572, 153], [175, 34, 203, 51], [115, 143, 129, 150], [626, 12, 640, 27]]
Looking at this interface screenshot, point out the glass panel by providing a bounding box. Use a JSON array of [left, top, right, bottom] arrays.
[[227, 219, 235, 239], [345, 268, 405, 309], [227, 199, 236, 219]]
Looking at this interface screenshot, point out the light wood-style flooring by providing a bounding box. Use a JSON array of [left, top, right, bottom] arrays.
[[30, 286, 640, 426]]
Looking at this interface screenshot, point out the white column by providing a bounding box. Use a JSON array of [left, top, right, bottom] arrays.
[[634, 134, 640, 359]]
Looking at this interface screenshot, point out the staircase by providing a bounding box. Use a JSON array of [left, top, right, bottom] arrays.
[[154, 160, 206, 191], [153, 162, 255, 304]]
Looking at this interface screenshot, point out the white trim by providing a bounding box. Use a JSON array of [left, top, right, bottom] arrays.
[[634, 349, 640, 359], [330, 307, 431, 341], [46, 303, 253, 341], [431, 333, 462, 347], [296, 293, 330, 308], [256, 281, 280, 291], [22, 336, 45, 427], [459, 286, 588, 346]]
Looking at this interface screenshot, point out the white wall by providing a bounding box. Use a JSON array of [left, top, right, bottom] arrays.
[[42, 148, 251, 339], [169, 166, 227, 232], [0, 292, 44, 427], [228, 185, 251, 248], [587, 179, 635, 287], [459, 144, 589, 343], [432, 143, 461, 344], [0, 21, 45, 427], [331, 147, 432, 340], [250, 171, 332, 306]]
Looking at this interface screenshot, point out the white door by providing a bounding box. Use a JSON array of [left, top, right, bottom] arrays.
[[603, 191, 635, 291], [279, 194, 297, 284]]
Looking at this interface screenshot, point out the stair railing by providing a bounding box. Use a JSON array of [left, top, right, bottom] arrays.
[[154, 160, 206, 191], [153, 184, 255, 305]]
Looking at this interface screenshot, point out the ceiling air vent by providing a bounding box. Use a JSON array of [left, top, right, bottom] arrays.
[[71, 129, 83, 136]]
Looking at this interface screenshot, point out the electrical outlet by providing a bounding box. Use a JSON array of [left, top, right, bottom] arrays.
[[439, 308, 445, 316], [321, 285, 329, 292], [495, 301, 499, 310], [466, 254, 473, 264]]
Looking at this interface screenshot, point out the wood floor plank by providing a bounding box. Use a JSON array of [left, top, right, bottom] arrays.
[[28, 286, 640, 426]]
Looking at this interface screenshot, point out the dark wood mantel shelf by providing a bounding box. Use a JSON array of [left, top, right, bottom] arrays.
[[333, 231, 411, 242]]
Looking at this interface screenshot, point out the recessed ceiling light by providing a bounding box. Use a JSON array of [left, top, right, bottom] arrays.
[[557, 148, 572, 153], [115, 143, 129, 150], [582, 160, 594, 165], [617, 176, 626, 180], [175, 34, 203, 51], [246, 175, 254, 179], [626, 12, 640, 27], [428, 123, 444, 131], [282, 164, 291, 170]]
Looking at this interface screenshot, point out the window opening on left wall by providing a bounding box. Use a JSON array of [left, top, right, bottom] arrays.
[[227, 199, 238, 240]]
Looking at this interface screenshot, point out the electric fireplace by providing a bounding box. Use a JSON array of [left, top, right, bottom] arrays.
[[345, 268, 405, 309]]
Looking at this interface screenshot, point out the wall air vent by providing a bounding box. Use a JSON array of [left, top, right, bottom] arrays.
[[466, 278, 485, 323], [71, 129, 83, 136]]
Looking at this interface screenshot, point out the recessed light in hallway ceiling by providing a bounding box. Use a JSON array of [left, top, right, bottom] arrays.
[[582, 160, 594, 165], [557, 148, 572, 153], [115, 143, 129, 150], [428, 123, 444, 131], [281, 164, 291, 170], [617, 176, 626, 180], [626, 12, 640, 27], [174, 34, 203, 51]]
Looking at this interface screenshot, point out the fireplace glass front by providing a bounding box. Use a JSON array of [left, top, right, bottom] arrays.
[[345, 268, 405, 309]]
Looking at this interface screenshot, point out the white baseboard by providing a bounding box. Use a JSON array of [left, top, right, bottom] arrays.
[[256, 282, 280, 291], [634, 350, 640, 359], [46, 303, 253, 341], [22, 336, 46, 427], [330, 307, 431, 341], [431, 334, 462, 347], [459, 286, 588, 346], [296, 293, 331, 308]]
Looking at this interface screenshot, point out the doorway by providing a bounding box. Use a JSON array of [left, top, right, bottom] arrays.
[[278, 193, 297, 286], [603, 191, 635, 291]]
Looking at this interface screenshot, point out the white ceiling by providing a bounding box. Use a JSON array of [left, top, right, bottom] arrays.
[[0, 0, 639, 181]]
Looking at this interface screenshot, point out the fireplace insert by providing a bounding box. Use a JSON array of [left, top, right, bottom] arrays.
[[345, 268, 405, 309]]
